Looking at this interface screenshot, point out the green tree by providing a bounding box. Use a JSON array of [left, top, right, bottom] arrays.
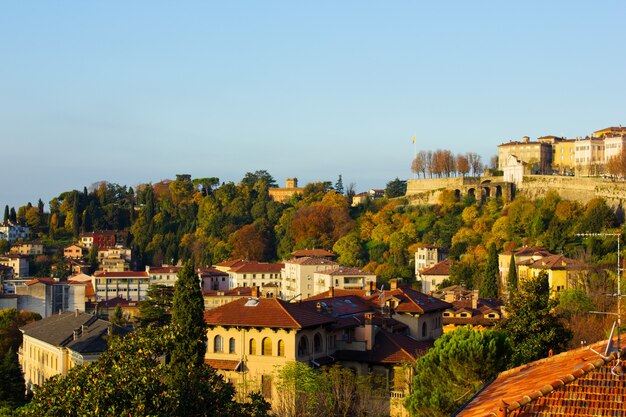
[[138, 284, 174, 327], [507, 252, 518, 294], [0, 309, 41, 360], [21, 326, 266, 417], [498, 272, 572, 366], [0, 240, 9, 255], [3, 205, 8, 223], [109, 306, 126, 327], [9, 207, 16, 223], [0, 347, 26, 408], [168, 261, 209, 416], [385, 177, 407, 198], [404, 327, 512, 417], [479, 243, 499, 298], [334, 174, 344, 195]]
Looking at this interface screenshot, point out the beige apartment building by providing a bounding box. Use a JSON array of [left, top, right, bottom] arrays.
[[551, 139, 577, 173], [281, 256, 339, 300], [312, 267, 376, 294], [497, 136, 552, 174], [574, 137, 605, 175]]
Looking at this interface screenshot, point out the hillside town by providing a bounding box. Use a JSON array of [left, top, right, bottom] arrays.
[[1, 126, 626, 416]]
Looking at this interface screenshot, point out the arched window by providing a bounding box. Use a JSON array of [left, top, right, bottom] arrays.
[[297, 336, 309, 356], [262, 337, 272, 356], [214, 335, 224, 353], [277, 339, 285, 357], [229, 337, 236, 354], [313, 333, 323, 353], [249, 338, 257, 355], [422, 322, 428, 338]]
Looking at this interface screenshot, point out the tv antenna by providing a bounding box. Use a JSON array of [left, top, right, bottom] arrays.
[[577, 232, 623, 376]]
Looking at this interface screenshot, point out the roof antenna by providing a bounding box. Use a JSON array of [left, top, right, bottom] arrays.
[[577, 232, 623, 377]]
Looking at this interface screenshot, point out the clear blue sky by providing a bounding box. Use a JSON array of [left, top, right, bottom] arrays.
[[2, 1, 625, 210]]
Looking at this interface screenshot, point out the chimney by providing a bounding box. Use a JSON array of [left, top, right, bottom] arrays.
[[472, 290, 479, 310], [364, 313, 375, 350], [390, 279, 398, 290], [316, 302, 323, 313], [251, 286, 259, 298], [522, 136, 530, 143], [368, 280, 375, 293], [444, 290, 455, 303], [329, 286, 334, 297], [75, 308, 79, 317]]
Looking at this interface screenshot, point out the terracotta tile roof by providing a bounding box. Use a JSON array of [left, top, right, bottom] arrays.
[[93, 271, 149, 278], [291, 249, 335, 258], [334, 331, 432, 364], [299, 295, 372, 317], [229, 261, 283, 273], [316, 267, 374, 276], [197, 267, 228, 277], [214, 259, 246, 268], [455, 339, 626, 417], [204, 297, 335, 329], [25, 278, 57, 286], [420, 259, 452, 276], [528, 255, 589, 271], [306, 285, 451, 314], [148, 266, 182, 274], [287, 257, 339, 266], [501, 246, 553, 258], [205, 359, 241, 371]]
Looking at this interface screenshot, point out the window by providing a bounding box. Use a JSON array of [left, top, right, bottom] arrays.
[[298, 336, 309, 356], [249, 339, 257, 355], [421, 322, 427, 338], [262, 337, 272, 356], [229, 337, 236, 353], [314, 333, 322, 353], [277, 340, 285, 357], [214, 335, 224, 352]]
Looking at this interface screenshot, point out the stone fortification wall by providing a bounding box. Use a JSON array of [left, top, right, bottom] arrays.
[[517, 176, 626, 207], [406, 175, 626, 207]]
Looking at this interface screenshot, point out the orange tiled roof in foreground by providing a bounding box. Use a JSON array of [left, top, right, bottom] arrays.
[[455, 338, 626, 417]]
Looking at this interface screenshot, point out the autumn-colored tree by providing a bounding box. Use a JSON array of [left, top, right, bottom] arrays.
[[456, 154, 470, 177], [229, 223, 269, 261]]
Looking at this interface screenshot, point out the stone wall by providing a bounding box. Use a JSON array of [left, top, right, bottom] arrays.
[[406, 175, 626, 207], [517, 175, 626, 207]]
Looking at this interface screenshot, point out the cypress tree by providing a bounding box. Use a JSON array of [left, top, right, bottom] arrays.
[[3, 205, 8, 223], [479, 243, 499, 299], [168, 261, 208, 415], [0, 347, 26, 407], [335, 174, 344, 195], [9, 207, 16, 223], [507, 252, 518, 294]]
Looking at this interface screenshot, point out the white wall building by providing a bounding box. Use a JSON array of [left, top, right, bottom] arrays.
[[92, 271, 150, 301]]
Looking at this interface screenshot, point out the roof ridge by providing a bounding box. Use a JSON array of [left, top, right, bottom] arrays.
[[274, 298, 302, 328]]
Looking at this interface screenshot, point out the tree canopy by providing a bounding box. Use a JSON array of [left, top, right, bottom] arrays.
[[404, 327, 512, 417]]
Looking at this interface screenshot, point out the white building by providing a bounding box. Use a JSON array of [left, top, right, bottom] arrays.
[[0, 221, 30, 243], [282, 257, 339, 300], [213, 260, 283, 290], [15, 278, 86, 318], [312, 267, 376, 295], [414, 244, 448, 276], [574, 137, 604, 174], [604, 135, 626, 162], [92, 271, 150, 301], [146, 265, 181, 286], [0, 254, 30, 278]]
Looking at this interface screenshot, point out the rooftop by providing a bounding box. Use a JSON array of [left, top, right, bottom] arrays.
[[455, 338, 626, 417]]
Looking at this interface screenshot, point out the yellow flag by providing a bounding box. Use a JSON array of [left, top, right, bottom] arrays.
[[412, 135, 416, 144]]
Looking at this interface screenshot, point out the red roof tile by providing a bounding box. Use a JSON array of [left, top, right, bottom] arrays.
[[229, 261, 283, 273], [420, 259, 452, 276], [25, 278, 57, 286], [291, 249, 335, 258], [93, 271, 149, 278], [316, 267, 374, 276], [455, 338, 625, 417], [528, 254, 589, 271], [287, 257, 339, 266], [148, 266, 182, 274], [204, 297, 335, 329], [205, 359, 241, 371]]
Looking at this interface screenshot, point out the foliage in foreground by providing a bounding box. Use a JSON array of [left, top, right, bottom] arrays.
[[404, 327, 512, 417], [19, 326, 269, 417], [273, 362, 389, 417], [497, 272, 572, 366]]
